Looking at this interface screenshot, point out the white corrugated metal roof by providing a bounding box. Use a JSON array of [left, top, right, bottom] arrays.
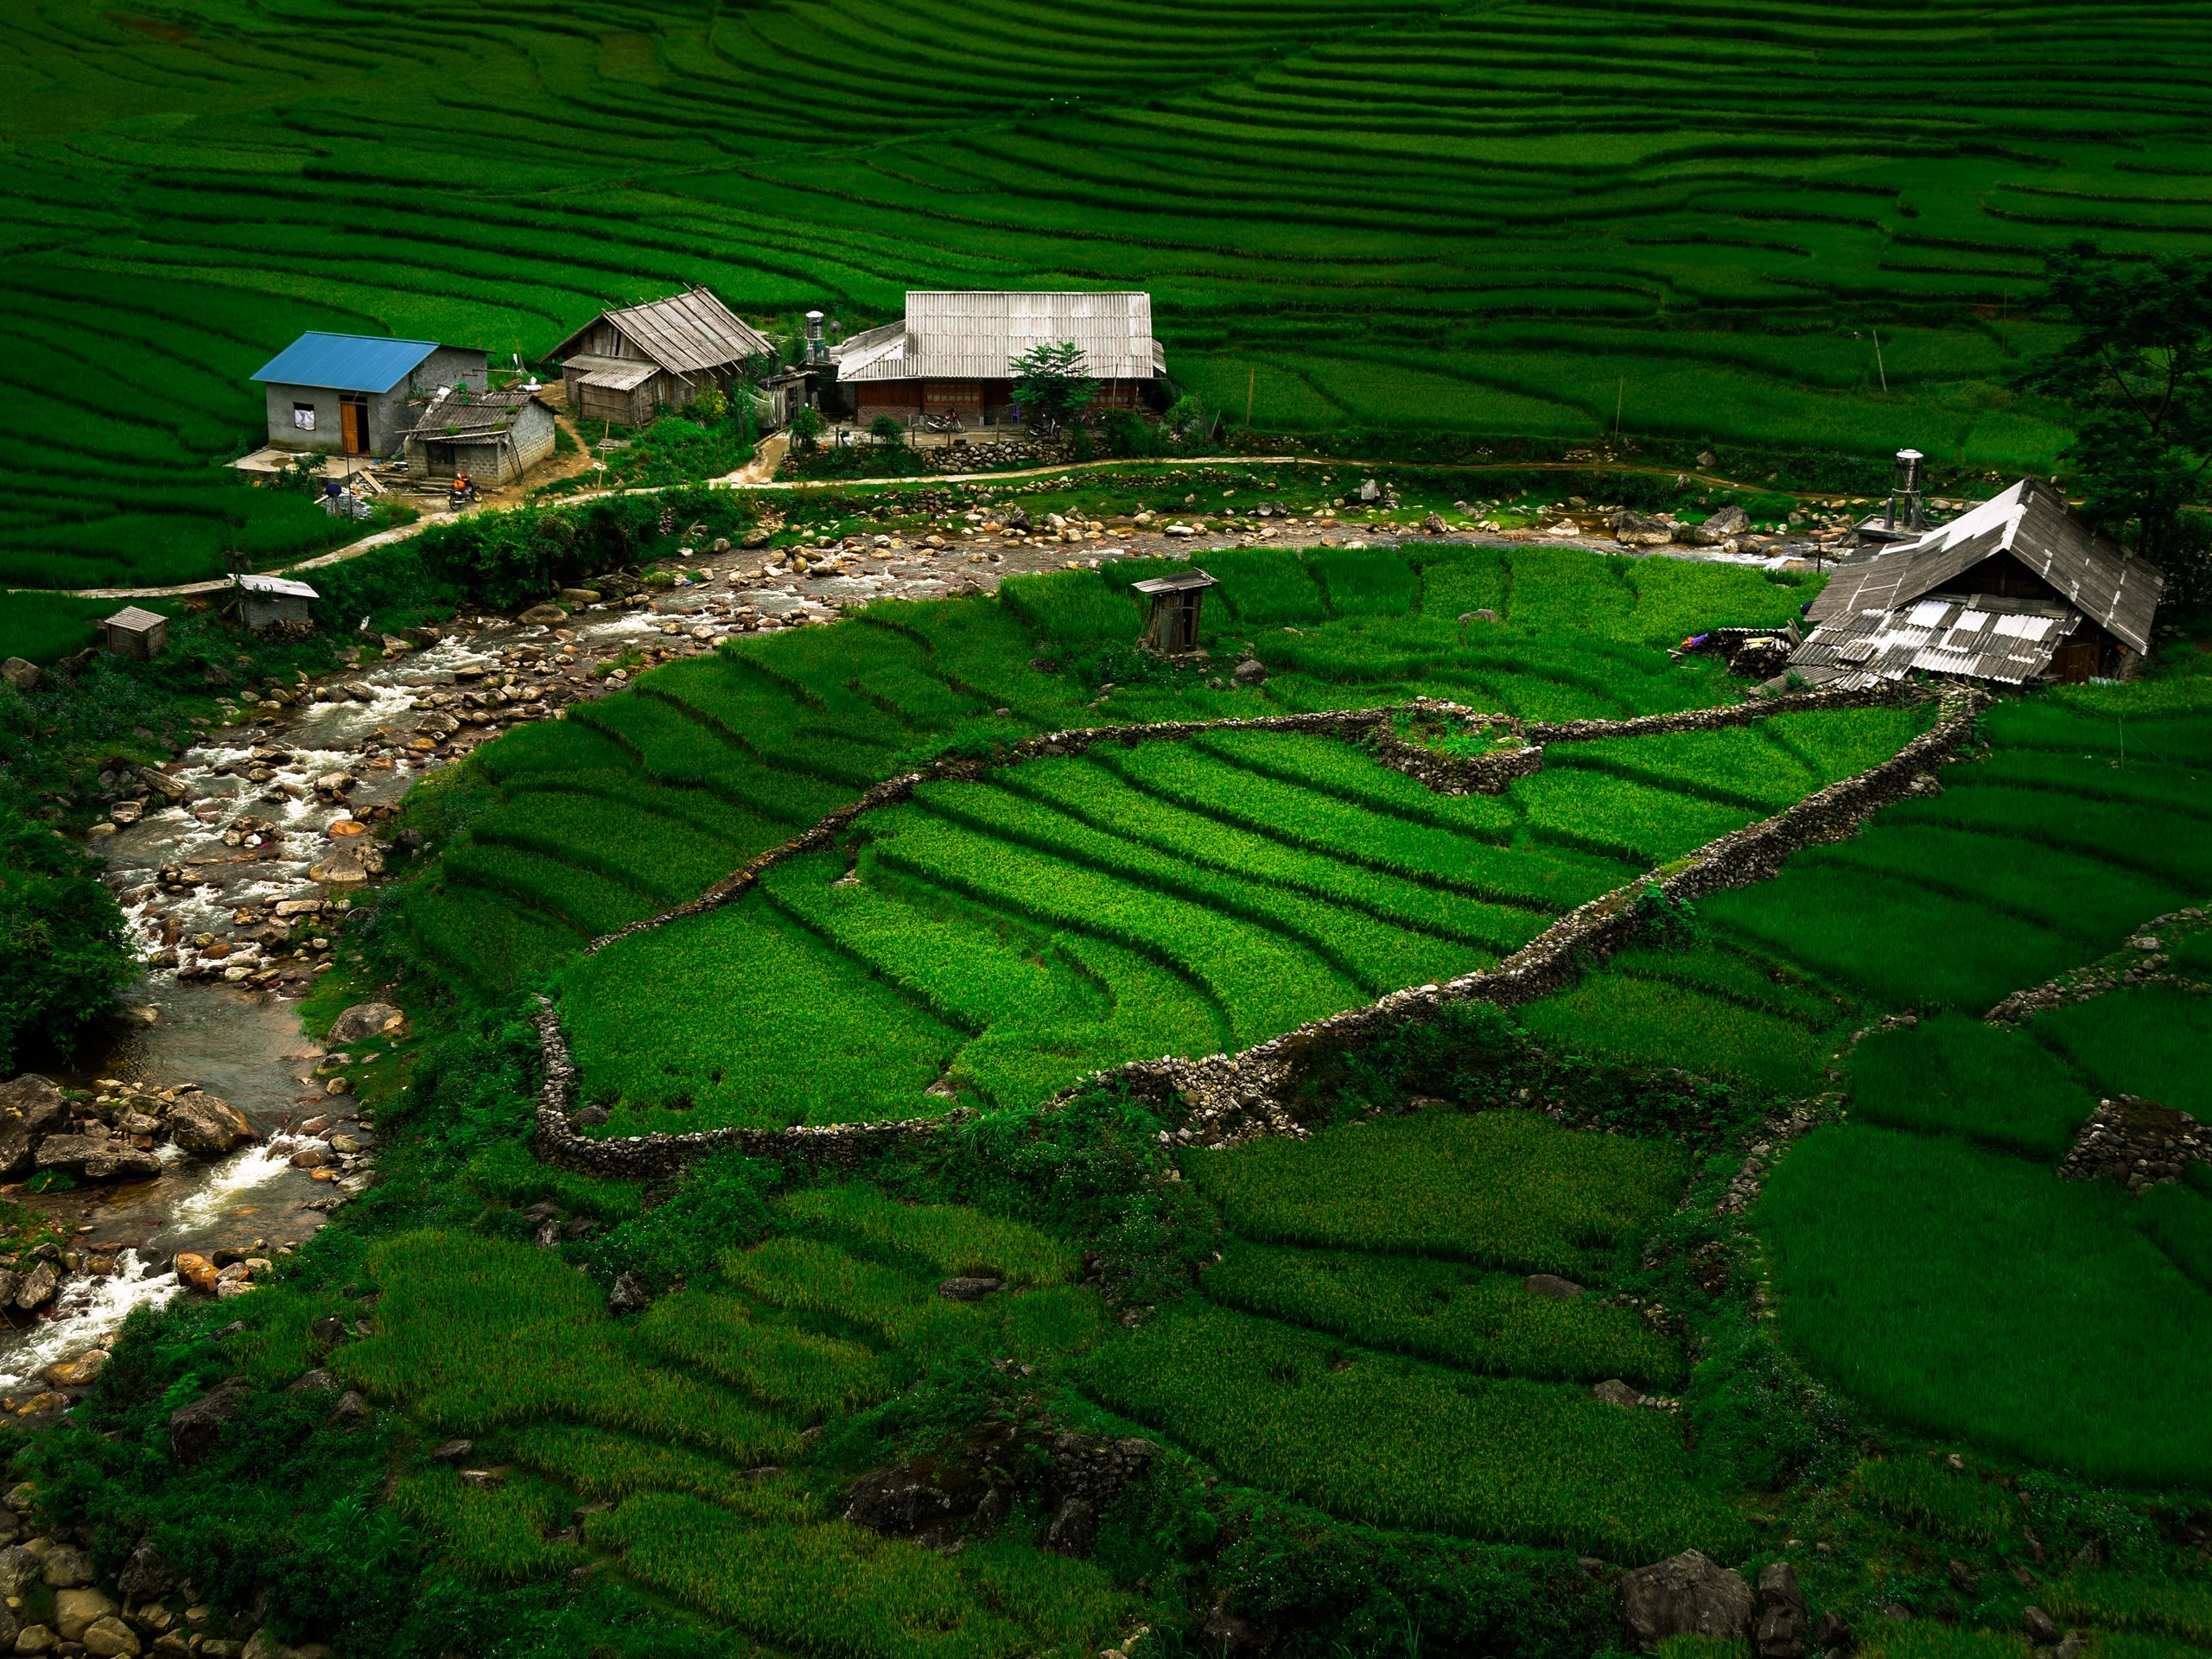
[[233, 573, 319, 600], [833, 291, 1160, 383]]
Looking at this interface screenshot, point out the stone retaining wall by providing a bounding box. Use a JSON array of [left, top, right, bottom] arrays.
[[532, 685, 1970, 1177]]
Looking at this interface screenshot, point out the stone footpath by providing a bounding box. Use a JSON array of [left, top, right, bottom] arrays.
[[530, 683, 1964, 1178], [1985, 906, 2211, 1024]]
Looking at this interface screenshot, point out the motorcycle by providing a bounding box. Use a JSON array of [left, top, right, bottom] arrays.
[[447, 480, 480, 512]]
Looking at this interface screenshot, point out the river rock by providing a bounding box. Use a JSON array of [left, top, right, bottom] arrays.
[[52, 1585, 111, 1637], [1618, 1549, 1755, 1648], [0, 1544, 38, 1597], [117, 1538, 175, 1599], [607, 1273, 650, 1315], [174, 1253, 218, 1294], [557, 588, 602, 606], [308, 844, 382, 886], [0, 1077, 66, 1175], [13, 1262, 57, 1312], [40, 1545, 92, 1589], [1755, 1561, 1809, 1658], [168, 1376, 252, 1462], [1, 658, 41, 692], [1695, 505, 1751, 543], [327, 1002, 405, 1046], [43, 1349, 107, 1389], [35, 1135, 161, 1180], [14, 1624, 54, 1655], [518, 604, 569, 626], [82, 1614, 141, 1657], [168, 1093, 255, 1158], [1525, 1273, 1583, 1299]]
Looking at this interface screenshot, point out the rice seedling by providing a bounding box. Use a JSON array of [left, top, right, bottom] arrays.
[[1846, 1015, 2095, 1162], [785, 1182, 1078, 1285], [1853, 1457, 2017, 1546], [1202, 1240, 1684, 1388], [1078, 1300, 1746, 1560], [389, 1466, 584, 1583], [336, 1231, 802, 1465], [635, 1289, 895, 1418], [1759, 1125, 2212, 1487], [1187, 1109, 1691, 1280], [2031, 986, 2212, 1118], [509, 1424, 818, 1516]]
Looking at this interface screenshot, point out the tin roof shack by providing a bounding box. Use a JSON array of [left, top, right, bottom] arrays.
[[402, 386, 557, 485], [251, 334, 488, 458], [101, 606, 168, 661], [232, 573, 318, 634], [552, 289, 774, 430], [831, 291, 1166, 428], [1789, 478, 2164, 689], [1133, 569, 1217, 655]]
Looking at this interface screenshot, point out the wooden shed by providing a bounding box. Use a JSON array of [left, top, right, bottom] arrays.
[[232, 573, 319, 632], [401, 385, 558, 485], [101, 606, 168, 661], [551, 289, 775, 430], [1132, 569, 1217, 654]]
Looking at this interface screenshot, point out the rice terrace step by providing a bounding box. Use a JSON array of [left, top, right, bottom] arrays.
[[3, 3, 2212, 1656]]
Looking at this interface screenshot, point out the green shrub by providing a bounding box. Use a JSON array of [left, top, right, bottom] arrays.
[[0, 801, 134, 1070], [574, 1150, 782, 1289]]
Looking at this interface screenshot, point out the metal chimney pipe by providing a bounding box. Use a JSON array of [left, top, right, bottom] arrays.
[[805, 310, 825, 365]]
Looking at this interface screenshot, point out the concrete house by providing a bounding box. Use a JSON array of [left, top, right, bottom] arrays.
[[551, 289, 775, 429], [401, 385, 558, 485], [1789, 478, 2165, 688], [251, 334, 488, 457], [830, 291, 1166, 428]]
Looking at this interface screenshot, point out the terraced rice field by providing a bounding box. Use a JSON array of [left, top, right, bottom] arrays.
[[402, 543, 1810, 1001], [1507, 652, 2212, 1487], [10, 1, 2212, 582]]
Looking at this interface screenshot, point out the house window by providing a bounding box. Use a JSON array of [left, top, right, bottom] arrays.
[[293, 404, 317, 431]]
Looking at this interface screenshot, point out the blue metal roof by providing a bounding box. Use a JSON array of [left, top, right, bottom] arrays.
[[250, 332, 443, 393]]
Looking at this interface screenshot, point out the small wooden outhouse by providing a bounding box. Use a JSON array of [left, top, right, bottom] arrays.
[[1132, 569, 1217, 654], [233, 573, 320, 632], [101, 606, 168, 660]]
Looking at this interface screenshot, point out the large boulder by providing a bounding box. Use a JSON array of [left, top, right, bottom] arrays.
[[1691, 505, 1751, 543], [1, 658, 42, 693], [168, 1094, 256, 1159], [0, 1076, 67, 1176], [327, 1001, 404, 1046], [168, 1376, 252, 1462], [1617, 1549, 1755, 1649], [52, 1586, 114, 1642], [34, 1135, 162, 1181], [116, 1539, 176, 1600], [1756, 1561, 1810, 1658]]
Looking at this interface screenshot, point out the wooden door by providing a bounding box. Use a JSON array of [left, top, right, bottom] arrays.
[[340, 397, 370, 454], [2055, 641, 2100, 684]]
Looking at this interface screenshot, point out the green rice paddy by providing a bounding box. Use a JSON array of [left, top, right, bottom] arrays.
[[10, 1, 2212, 582]]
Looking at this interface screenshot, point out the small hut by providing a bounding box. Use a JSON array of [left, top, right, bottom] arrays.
[[1132, 569, 1217, 654], [233, 573, 320, 632], [101, 607, 168, 660]]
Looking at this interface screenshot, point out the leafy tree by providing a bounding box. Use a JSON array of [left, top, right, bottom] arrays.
[[2018, 244, 2212, 563], [0, 800, 134, 1070], [1009, 340, 1099, 431], [787, 404, 824, 454], [868, 414, 907, 448]]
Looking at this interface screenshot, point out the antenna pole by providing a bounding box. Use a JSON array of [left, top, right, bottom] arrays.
[[1872, 327, 1889, 393], [1245, 365, 1255, 429], [1614, 376, 1624, 439]]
